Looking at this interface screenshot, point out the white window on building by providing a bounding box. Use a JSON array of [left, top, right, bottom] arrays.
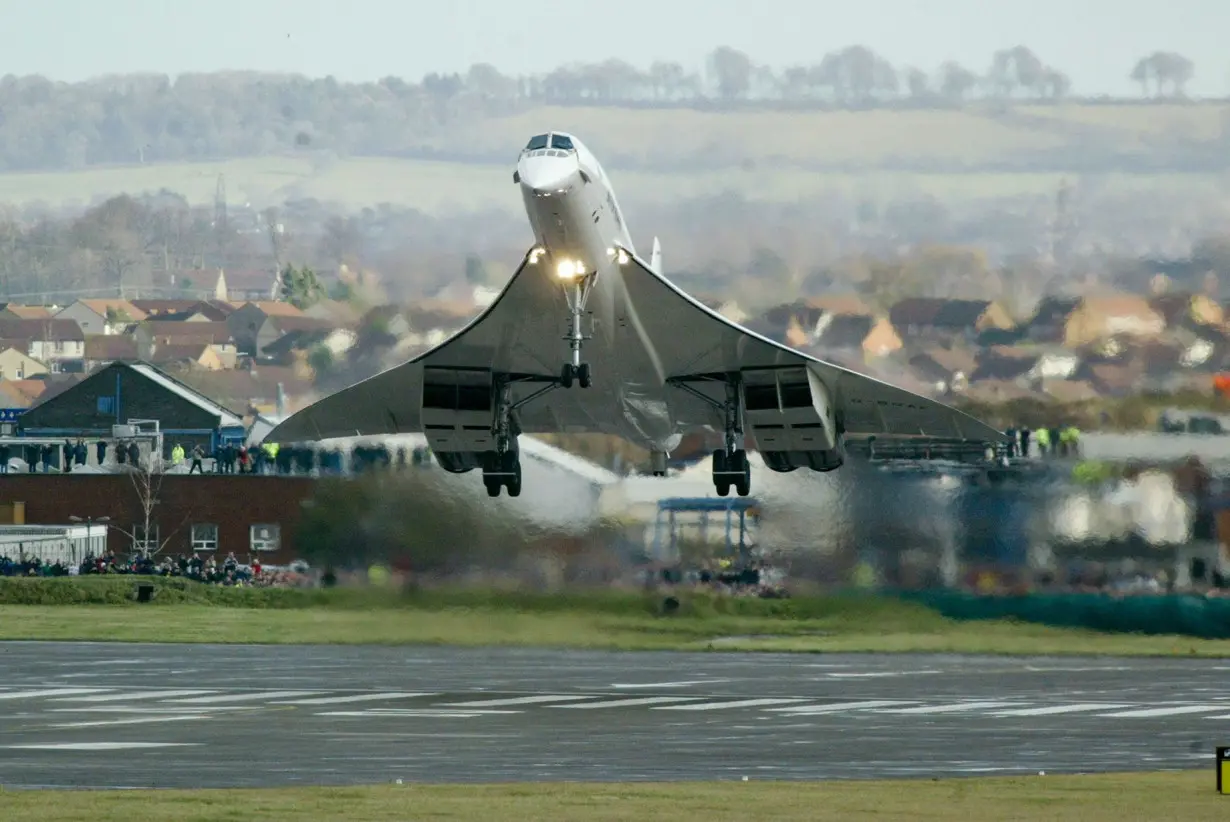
[[191, 523, 219, 551], [250, 524, 280, 552], [132, 524, 159, 553]]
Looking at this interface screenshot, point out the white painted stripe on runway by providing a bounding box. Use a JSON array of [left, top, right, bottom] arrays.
[[5, 742, 200, 751], [767, 700, 915, 714], [824, 671, 941, 679], [877, 701, 1020, 715], [318, 709, 518, 718], [992, 703, 1132, 717], [438, 695, 594, 707], [50, 715, 209, 729], [49, 706, 258, 714], [0, 688, 113, 700], [1097, 705, 1230, 718], [53, 689, 216, 703], [652, 698, 809, 711], [163, 690, 324, 704], [271, 692, 435, 706], [554, 697, 702, 709], [610, 680, 728, 689]]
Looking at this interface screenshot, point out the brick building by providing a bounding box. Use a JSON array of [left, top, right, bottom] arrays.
[[0, 474, 315, 565]]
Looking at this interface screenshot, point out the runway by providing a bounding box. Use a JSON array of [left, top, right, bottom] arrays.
[[0, 642, 1225, 788]]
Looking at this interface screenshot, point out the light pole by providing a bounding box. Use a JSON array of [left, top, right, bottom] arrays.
[[68, 515, 111, 564]]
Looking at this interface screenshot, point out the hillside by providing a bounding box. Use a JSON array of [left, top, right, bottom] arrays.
[[2, 103, 1226, 214]]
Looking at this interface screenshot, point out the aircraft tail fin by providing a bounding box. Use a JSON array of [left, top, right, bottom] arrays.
[[650, 236, 662, 272]]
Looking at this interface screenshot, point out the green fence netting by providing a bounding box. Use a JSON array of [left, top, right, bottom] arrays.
[[898, 590, 1230, 639]]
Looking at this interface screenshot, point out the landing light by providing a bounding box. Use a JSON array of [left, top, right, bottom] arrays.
[[529, 247, 545, 265], [556, 259, 581, 279]]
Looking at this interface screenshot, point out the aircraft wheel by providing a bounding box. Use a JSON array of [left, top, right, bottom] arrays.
[[560, 364, 574, 388], [715, 480, 731, 497], [484, 477, 501, 497], [732, 450, 751, 496], [505, 455, 522, 497], [578, 363, 592, 388]]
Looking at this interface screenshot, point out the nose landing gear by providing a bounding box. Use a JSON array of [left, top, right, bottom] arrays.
[[560, 268, 596, 389]]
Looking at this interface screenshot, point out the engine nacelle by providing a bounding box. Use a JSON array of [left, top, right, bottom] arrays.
[[433, 450, 483, 474], [743, 365, 839, 453], [420, 366, 497, 462], [761, 446, 845, 473]]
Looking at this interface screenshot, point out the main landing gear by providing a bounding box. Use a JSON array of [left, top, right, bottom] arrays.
[[559, 268, 596, 389], [667, 372, 752, 497]]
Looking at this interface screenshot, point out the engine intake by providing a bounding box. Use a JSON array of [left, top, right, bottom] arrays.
[[420, 367, 496, 470], [743, 366, 844, 473]]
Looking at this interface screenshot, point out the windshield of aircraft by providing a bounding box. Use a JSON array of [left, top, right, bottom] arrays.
[[550, 134, 574, 150], [524, 134, 549, 151]]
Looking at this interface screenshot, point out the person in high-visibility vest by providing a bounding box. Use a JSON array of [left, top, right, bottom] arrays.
[[171, 443, 185, 466], [1035, 426, 1051, 456]]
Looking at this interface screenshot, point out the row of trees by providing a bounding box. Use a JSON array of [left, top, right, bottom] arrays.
[[0, 45, 1210, 173]]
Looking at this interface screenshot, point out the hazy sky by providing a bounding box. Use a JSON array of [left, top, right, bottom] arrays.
[[3, 0, 1227, 96]]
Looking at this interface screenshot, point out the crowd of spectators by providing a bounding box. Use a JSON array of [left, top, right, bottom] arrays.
[[0, 550, 314, 587]]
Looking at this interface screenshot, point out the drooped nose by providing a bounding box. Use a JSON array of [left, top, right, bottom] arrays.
[[519, 155, 579, 195]]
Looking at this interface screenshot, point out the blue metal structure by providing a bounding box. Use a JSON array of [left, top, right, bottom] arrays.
[[652, 496, 761, 562]]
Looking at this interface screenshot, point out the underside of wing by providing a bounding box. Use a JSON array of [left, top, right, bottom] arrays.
[[615, 249, 1007, 446], [268, 246, 626, 444]]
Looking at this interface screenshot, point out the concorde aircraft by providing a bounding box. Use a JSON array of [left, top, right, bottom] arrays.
[[267, 131, 1006, 498]]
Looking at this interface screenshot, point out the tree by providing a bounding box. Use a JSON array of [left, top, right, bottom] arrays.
[[707, 46, 753, 100], [277, 263, 326, 309], [938, 62, 979, 102], [109, 457, 190, 558]]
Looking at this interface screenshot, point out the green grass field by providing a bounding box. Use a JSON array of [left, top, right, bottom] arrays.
[[1, 579, 1228, 657], [0, 102, 1223, 211], [1, 773, 1222, 821]]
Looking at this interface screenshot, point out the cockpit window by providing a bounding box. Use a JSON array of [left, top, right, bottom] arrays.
[[525, 134, 549, 150], [550, 134, 574, 151]]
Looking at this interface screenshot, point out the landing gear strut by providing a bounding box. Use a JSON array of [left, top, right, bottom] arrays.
[[559, 270, 596, 388], [667, 372, 752, 497], [481, 374, 559, 498]]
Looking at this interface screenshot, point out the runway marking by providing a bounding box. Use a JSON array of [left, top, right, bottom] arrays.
[[5, 742, 200, 751], [52, 689, 217, 703], [652, 699, 810, 711], [50, 714, 209, 729], [318, 709, 519, 718], [610, 681, 727, 689], [877, 701, 1020, 715], [991, 703, 1132, 717], [438, 695, 594, 707], [554, 697, 702, 709], [0, 688, 114, 700], [823, 671, 941, 679], [50, 706, 259, 714], [162, 690, 325, 704], [1097, 705, 1230, 718], [271, 692, 436, 706], [767, 700, 915, 714]]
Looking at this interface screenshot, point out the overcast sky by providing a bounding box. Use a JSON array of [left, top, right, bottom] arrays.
[[2, 0, 1226, 96]]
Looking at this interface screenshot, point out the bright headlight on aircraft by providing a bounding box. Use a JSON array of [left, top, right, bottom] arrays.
[[529, 247, 545, 265], [556, 259, 583, 279]]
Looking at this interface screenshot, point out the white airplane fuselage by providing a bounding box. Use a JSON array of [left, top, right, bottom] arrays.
[[514, 132, 683, 453]]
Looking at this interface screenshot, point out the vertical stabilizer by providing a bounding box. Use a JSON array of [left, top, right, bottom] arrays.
[[650, 236, 662, 272]]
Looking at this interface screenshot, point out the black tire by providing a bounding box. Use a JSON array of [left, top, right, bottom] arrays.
[[711, 449, 728, 474], [484, 478, 501, 497], [715, 480, 731, 497], [560, 364, 574, 388], [578, 362, 592, 388], [506, 457, 522, 497]]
